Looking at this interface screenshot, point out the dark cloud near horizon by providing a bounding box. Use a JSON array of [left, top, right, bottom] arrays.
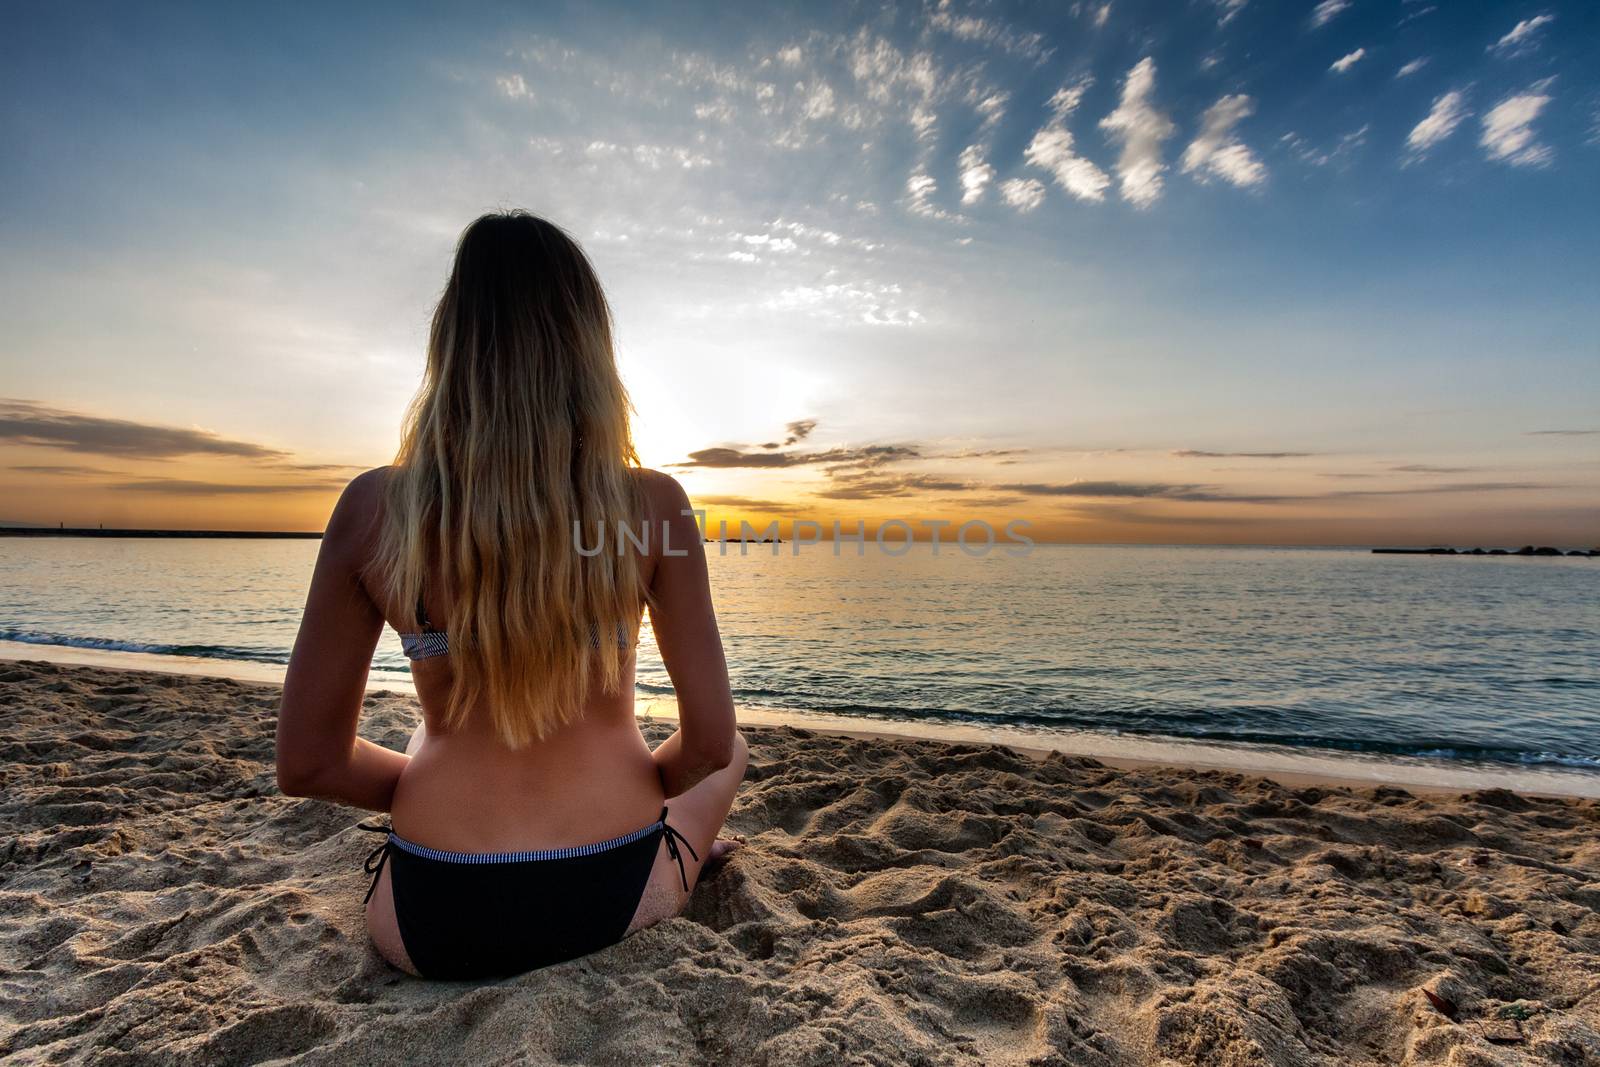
[[997, 480, 1272, 502], [1525, 429, 1599, 436], [783, 419, 817, 446], [998, 479, 1560, 505], [677, 444, 921, 470], [692, 494, 792, 511], [1172, 449, 1316, 459], [0, 398, 288, 460], [814, 473, 976, 500], [9, 463, 127, 477], [1390, 464, 1481, 474], [108, 477, 346, 495], [270, 461, 369, 474]]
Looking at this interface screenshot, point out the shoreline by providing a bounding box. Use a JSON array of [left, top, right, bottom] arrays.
[[7, 637, 1597, 799]]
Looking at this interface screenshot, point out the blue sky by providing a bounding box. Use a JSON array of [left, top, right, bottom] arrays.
[[1, 0, 1596, 541]]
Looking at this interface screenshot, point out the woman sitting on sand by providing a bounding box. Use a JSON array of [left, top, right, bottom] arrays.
[[275, 211, 747, 980]]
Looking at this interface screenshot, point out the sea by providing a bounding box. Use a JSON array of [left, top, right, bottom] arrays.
[[4, 538, 1598, 790]]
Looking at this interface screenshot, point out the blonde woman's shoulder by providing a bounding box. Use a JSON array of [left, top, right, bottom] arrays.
[[632, 467, 692, 517], [320, 467, 394, 551]]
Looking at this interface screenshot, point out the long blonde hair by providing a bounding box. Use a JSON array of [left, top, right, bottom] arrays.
[[376, 212, 644, 747]]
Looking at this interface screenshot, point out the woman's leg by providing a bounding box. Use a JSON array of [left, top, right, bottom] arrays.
[[365, 863, 420, 976], [627, 730, 749, 932], [366, 719, 426, 973]]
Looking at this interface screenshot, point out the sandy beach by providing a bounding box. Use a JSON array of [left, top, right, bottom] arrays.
[[3, 659, 1599, 1066]]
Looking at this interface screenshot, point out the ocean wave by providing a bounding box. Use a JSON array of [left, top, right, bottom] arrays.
[[11, 632, 1599, 774], [0, 628, 290, 665], [637, 681, 1600, 773]]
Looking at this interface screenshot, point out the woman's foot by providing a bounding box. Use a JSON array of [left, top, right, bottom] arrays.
[[706, 836, 744, 867]]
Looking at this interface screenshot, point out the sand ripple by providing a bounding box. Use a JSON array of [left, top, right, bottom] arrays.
[[2, 660, 1598, 1065]]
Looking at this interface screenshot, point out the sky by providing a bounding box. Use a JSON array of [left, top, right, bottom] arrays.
[[1, 0, 1596, 544]]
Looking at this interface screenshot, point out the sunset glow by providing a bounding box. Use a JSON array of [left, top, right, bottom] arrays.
[[2, 3, 1595, 543]]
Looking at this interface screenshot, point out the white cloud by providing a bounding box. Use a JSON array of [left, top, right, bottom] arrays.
[[727, 251, 760, 263], [738, 233, 798, 251], [694, 100, 736, 122], [1395, 57, 1429, 78], [776, 45, 804, 67], [1489, 14, 1555, 56], [1094, 4, 1112, 28], [1047, 76, 1094, 119], [1024, 123, 1110, 202], [999, 178, 1046, 212], [495, 73, 533, 100], [849, 33, 939, 106], [973, 91, 1008, 128], [1405, 90, 1470, 158], [926, 6, 1053, 63], [1214, 0, 1248, 26], [1481, 88, 1555, 166], [584, 141, 714, 170], [1098, 58, 1175, 208], [1330, 48, 1366, 74], [1182, 95, 1267, 188], [800, 81, 836, 120], [958, 145, 995, 204], [905, 172, 959, 219], [1310, 0, 1350, 28], [764, 282, 924, 326], [1282, 124, 1369, 167]]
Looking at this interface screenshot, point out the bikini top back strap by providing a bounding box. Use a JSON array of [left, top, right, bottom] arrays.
[[657, 807, 699, 892]]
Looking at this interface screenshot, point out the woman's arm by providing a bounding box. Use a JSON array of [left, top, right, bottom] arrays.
[[275, 470, 409, 811], [641, 472, 737, 798]]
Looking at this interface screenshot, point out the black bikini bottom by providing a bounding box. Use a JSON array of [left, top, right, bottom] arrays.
[[359, 807, 697, 980]]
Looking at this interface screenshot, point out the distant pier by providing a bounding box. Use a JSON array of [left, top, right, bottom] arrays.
[[1373, 546, 1596, 557]]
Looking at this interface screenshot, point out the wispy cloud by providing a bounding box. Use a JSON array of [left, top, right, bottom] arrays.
[[905, 172, 957, 220], [997, 480, 1266, 502], [814, 472, 977, 500], [1330, 48, 1366, 74], [1489, 14, 1555, 57], [1181, 95, 1267, 188], [998, 177, 1046, 211], [1022, 77, 1109, 203], [924, 6, 1053, 64], [1282, 124, 1370, 167], [957, 145, 995, 204], [495, 73, 533, 101], [108, 478, 344, 495], [0, 399, 287, 460], [1214, 0, 1248, 27], [763, 282, 926, 326], [1405, 90, 1470, 159], [782, 419, 817, 445], [1395, 57, 1429, 79], [8, 463, 126, 477], [675, 444, 920, 470], [1172, 449, 1313, 459], [692, 494, 792, 511], [1098, 58, 1175, 208], [1310, 0, 1351, 29], [1481, 86, 1555, 166]]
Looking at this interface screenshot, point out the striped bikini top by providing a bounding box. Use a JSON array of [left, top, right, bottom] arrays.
[[397, 595, 448, 661], [396, 594, 636, 662]]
